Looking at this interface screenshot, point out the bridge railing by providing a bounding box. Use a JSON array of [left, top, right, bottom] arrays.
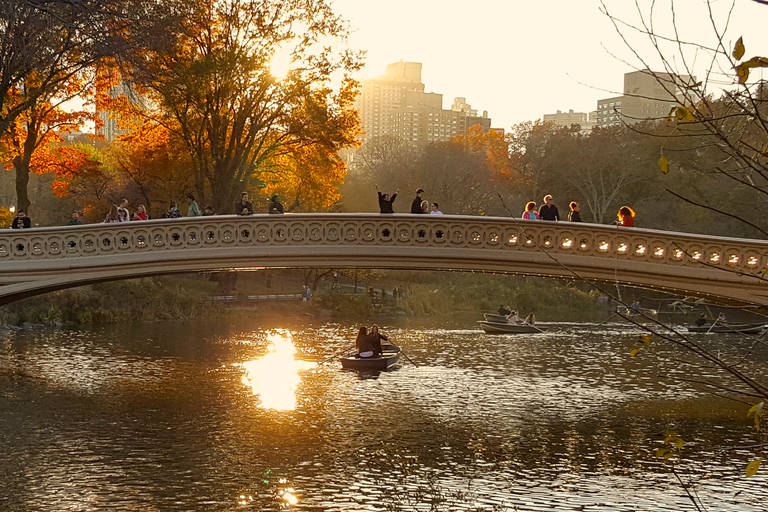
[[1, 213, 767, 276]]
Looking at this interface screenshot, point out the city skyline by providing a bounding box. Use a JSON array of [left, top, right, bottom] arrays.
[[330, 0, 768, 129]]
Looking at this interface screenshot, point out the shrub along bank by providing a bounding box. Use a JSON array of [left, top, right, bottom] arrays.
[[0, 272, 604, 328]]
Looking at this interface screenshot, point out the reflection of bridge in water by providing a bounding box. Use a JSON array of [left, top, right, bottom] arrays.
[[1, 214, 768, 306]]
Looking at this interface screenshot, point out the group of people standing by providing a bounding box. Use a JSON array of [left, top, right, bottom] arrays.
[[523, 195, 636, 227], [101, 195, 214, 224], [354, 325, 389, 358], [375, 185, 442, 215]]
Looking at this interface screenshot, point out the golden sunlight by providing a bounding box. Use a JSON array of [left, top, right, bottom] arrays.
[[269, 45, 294, 80], [240, 332, 315, 411]]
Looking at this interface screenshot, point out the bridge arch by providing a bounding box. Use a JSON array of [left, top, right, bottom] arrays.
[[1, 214, 768, 306]]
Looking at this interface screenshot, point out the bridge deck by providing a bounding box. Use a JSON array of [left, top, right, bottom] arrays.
[[1, 214, 767, 306]]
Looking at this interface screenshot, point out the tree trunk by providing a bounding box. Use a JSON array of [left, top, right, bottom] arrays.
[[13, 156, 30, 214]]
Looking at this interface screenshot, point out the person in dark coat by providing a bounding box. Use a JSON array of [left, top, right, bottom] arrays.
[[11, 210, 31, 229], [268, 193, 285, 214], [234, 192, 254, 215], [538, 194, 560, 221], [375, 183, 398, 214], [568, 201, 582, 222], [369, 325, 388, 356], [411, 188, 425, 213], [355, 327, 376, 358]]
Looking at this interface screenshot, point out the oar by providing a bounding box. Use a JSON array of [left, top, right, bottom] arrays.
[[321, 346, 354, 363], [596, 312, 619, 326], [705, 319, 719, 334], [397, 346, 418, 368]]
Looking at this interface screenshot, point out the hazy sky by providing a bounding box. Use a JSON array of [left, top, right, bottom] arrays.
[[329, 0, 768, 129]]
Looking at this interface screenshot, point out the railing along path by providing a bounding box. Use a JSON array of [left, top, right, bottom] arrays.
[[1, 214, 767, 306]]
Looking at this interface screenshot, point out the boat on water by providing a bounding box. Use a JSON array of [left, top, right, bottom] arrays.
[[483, 313, 509, 323], [479, 321, 544, 334], [340, 343, 401, 371], [687, 322, 767, 334]]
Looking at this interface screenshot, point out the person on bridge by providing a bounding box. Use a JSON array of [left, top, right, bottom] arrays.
[[430, 203, 443, 215], [268, 193, 285, 214], [203, 205, 215, 216], [522, 201, 539, 220], [411, 188, 426, 213], [617, 206, 635, 227], [117, 198, 131, 222], [66, 211, 84, 226], [187, 194, 202, 217], [11, 210, 32, 229], [103, 205, 121, 223], [568, 201, 582, 222], [165, 201, 183, 218], [132, 205, 149, 221], [420, 200, 429, 214], [234, 192, 254, 215], [375, 184, 398, 214], [538, 195, 560, 221]]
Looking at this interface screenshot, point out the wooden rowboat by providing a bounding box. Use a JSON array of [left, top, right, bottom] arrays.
[[340, 344, 401, 371], [687, 322, 766, 334], [479, 321, 544, 334]]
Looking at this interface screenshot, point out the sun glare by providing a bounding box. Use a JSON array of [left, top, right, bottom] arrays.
[[269, 46, 294, 80], [240, 332, 315, 411]]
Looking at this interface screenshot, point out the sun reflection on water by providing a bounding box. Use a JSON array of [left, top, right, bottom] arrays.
[[240, 332, 315, 411]]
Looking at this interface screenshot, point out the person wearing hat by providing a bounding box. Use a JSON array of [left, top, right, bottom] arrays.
[[268, 193, 285, 214], [538, 194, 560, 221]]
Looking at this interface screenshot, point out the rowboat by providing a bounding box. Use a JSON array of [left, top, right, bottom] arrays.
[[687, 322, 766, 334], [340, 344, 401, 371], [479, 321, 544, 334], [483, 313, 509, 323]]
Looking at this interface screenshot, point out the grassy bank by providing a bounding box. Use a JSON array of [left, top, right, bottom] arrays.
[[0, 271, 605, 328]]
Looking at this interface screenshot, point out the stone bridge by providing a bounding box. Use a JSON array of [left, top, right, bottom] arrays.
[[1, 214, 767, 306]]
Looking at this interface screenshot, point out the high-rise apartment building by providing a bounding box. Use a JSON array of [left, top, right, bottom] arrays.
[[595, 70, 696, 128], [354, 62, 494, 147]]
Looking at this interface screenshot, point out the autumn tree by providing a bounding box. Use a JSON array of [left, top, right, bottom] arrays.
[[118, 0, 363, 214], [0, 71, 98, 214], [106, 121, 195, 217]]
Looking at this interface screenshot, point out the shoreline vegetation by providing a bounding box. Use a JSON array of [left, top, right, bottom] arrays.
[[0, 271, 607, 330]]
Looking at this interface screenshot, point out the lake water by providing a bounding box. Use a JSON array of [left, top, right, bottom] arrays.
[[1, 317, 766, 511]]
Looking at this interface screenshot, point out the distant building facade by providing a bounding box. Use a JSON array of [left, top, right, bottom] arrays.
[[542, 109, 596, 132], [96, 81, 152, 143], [596, 70, 696, 128], [354, 62, 496, 147]]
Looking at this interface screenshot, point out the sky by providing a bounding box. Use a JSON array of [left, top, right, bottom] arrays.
[[328, 0, 768, 129]]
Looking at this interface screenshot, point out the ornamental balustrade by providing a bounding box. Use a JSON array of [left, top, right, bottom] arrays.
[[1, 214, 767, 306]]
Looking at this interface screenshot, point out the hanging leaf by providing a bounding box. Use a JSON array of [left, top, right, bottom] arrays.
[[746, 459, 761, 477], [664, 432, 684, 449], [630, 348, 641, 357], [733, 37, 745, 61], [656, 448, 674, 459], [640, 335, 652, 344], [659, 156, 669, 174], [674, 106, 695, 122], [736, 57, 768, 84], [748, 401, 764, 430]]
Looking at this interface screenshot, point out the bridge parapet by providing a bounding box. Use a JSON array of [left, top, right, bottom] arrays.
[[1, 214, 768, 305]]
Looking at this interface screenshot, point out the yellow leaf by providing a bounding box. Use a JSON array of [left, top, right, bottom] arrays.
[[747, 401, 764, 418], [733, 37, 745, 61], [736, 64, 750, 84], [659, 156, 669, 174], [630, 348, 641, 357], [746, 459, 761, 477], [675, 106, 695, 122], [656, 448, 673, 459], [640, 335, 652, 344]]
